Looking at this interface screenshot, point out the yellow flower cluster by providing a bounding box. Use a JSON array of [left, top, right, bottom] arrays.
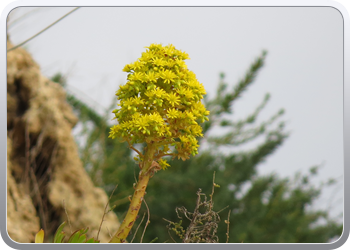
[[109, 43, 210, 168]]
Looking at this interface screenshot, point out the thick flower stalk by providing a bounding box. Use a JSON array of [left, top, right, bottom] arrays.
[[108, 43, 209, 243]]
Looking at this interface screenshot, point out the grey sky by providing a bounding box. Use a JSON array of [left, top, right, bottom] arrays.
[[7, 6, 344, 219]]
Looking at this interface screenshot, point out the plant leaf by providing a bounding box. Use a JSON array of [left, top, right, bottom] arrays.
[[86, 237, 100, 243], [68, 230, 81, 243], [35, 229, 44, 243], [54, 221, 67, 243]]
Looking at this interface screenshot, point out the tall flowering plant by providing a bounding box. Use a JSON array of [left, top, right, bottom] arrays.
[[108, 44, 209, 243]]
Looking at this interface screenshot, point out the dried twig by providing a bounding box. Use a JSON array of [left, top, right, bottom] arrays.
[[167, 228, 177, 243], [106, 226, 112, 239], [149, 237, 158, 243], [7, 7, 42, 28], [62, 200, 72, 234], [29, 168, 47, 233], [22, 126, 30, 184], [165, 172, 222, 243], [133, 167, 138, 184], [97, 184, 118, 240], [217, 205, 229, 214], [210, 171, 217, 208], [225, 210, 231, 243], [140, 197, 150, 243], [127, 140, 143, 157], [131, 212, 146, 243], [34, 142, 58, 192], [7, 7, 80, 52]]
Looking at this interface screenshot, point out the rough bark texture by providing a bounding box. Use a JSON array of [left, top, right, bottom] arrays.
[[7, 41, 120, 243]]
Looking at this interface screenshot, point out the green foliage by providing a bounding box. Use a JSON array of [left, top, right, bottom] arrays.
[[53, 222, 66, 243], [35, 222, 100, 243], [52, 50, 342, 243]]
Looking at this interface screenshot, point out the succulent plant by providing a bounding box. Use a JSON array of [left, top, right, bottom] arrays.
[[108, 43, 209, 243]]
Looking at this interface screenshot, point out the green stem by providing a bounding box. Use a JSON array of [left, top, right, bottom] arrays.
[[109, 144, 156, 243]]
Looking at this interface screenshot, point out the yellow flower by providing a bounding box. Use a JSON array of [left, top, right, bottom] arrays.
[[146, 43, 163, 50], [123, 64, 132, 72], [153, 87, 166, 98], [167, 108, 179, 119], [190, 125, 203, 137], [135, 117, 149, 134], [110, 43, 210, 167], [185, 111, 197, 125], [158, 159, 170, 170], [141, 51, 155, 61], [165, 60, 176, 68], [175, 58, 187, 69], [133, 61, 144, 70], [152, 57, 165, 67], [130, 72, 144, 82], [161, 69, 177, 84], [146, 71, 158, 83], [163, 44, 175, 56], [167, 93, 180, 107]]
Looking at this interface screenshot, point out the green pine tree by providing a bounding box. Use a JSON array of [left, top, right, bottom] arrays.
[[52, 51, 342, 243]]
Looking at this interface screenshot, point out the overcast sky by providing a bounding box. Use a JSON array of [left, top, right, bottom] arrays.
[[7, 6, 344, 220]]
